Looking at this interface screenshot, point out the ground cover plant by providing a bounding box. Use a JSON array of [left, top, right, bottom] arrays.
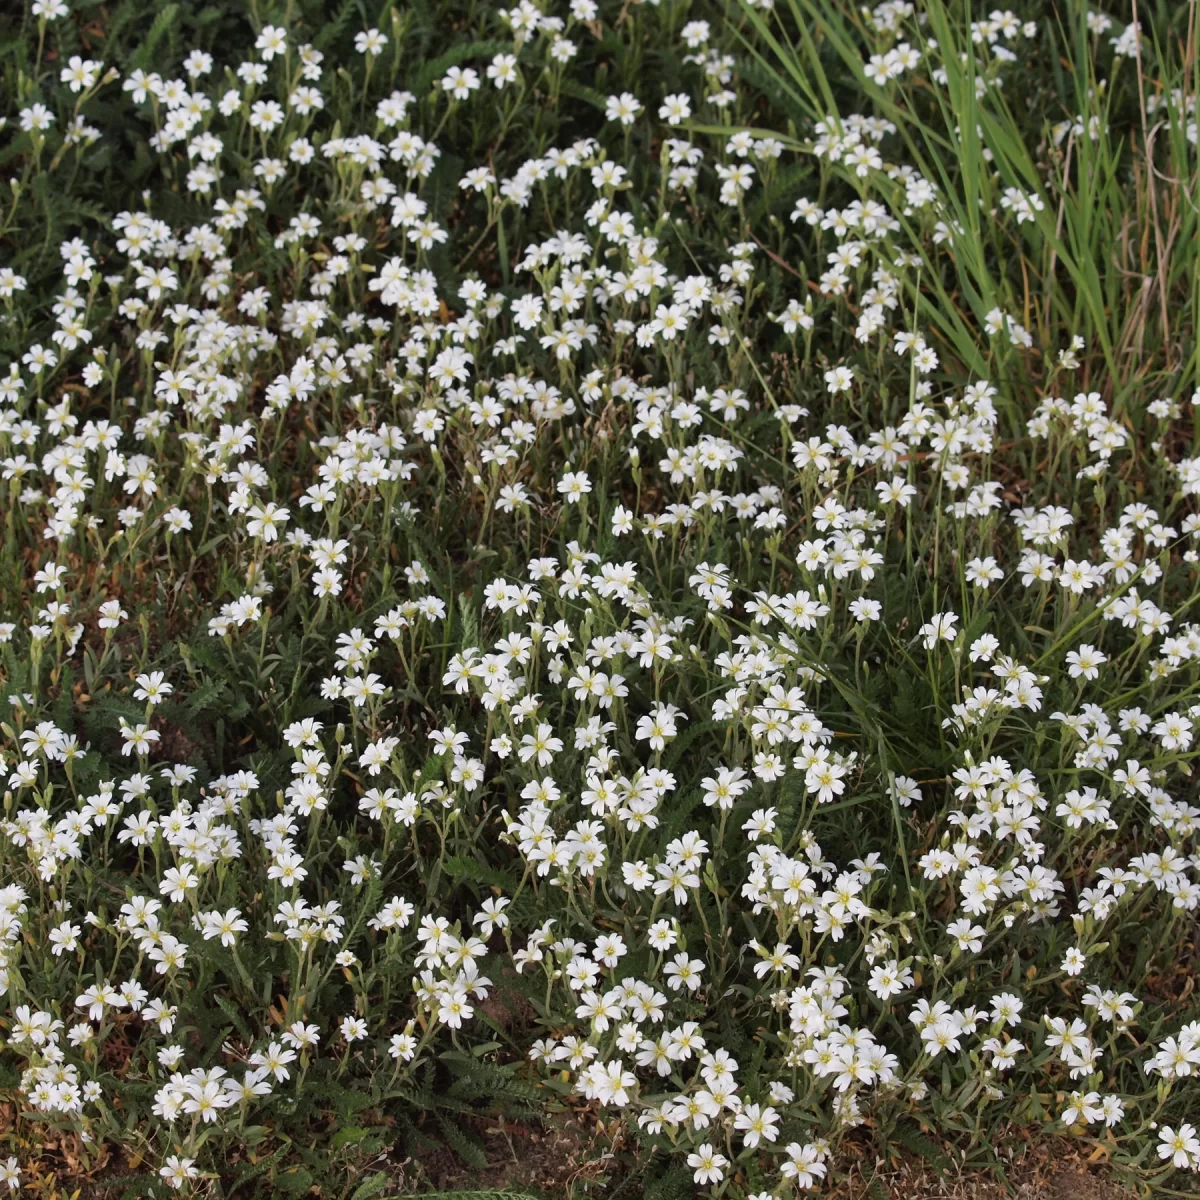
[[0, 0, 1199, 1195]]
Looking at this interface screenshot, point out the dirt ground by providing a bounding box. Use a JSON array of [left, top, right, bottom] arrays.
[[834, 1153, 1138, 1200], [392, 1117, 1143, 1199], [0, 1089, 1146, 1199]]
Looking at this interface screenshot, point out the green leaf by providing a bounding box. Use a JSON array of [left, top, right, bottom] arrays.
[[435, 1115, 488, 1170], [332, 1125, 369, 1150], [401, 1194, 539, 1200], [133, 3, 179, 69], [350, 1174, 393, 1200], [214, 993, 254, 1043], [275, 1166, 315, 1192]]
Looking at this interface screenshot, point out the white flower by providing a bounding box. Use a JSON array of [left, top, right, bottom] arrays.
[[159, 1156, 198, 1190], [605, 92, 643, 125], [1159, 1124, 1200, 1170], [686, 1143, 727, 1185], [355, 28, 388, 56]]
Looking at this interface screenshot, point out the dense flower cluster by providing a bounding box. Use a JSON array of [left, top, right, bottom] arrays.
[[0, 0, 1198, 1195]]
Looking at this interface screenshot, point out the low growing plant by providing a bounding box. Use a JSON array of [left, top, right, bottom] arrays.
[[0, 0, 1198, 1196]]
